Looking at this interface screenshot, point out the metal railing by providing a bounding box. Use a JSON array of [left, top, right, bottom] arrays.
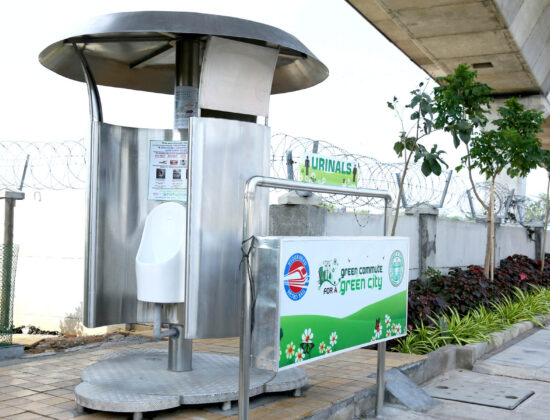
[[239, 176, 393, 419]]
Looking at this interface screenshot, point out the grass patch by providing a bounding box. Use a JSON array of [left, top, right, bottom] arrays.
[[396, 286, 550, 354]]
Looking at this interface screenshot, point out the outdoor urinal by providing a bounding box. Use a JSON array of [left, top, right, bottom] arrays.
[[135, 202, 186, 303]]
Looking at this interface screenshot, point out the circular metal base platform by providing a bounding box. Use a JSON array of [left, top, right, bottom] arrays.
[[75, 349, 307, 414]]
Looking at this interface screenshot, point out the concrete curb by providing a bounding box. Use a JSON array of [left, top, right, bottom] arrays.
[[399, 314, 550, 386], [302, 317, 550, 419]]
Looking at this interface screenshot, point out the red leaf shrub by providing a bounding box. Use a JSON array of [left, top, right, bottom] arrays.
[[407, 254, 550, 328]]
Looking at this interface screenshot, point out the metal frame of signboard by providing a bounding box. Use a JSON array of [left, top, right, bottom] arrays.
[[239, 176, 393, 420]]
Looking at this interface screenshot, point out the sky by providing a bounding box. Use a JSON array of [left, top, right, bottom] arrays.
[[0, 0, 547, 195]]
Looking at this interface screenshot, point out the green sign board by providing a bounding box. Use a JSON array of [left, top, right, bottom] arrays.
[[299, 153, 358, 187], [279, 237, 409, 369]]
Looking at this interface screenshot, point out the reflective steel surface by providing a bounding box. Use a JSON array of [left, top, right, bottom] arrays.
[[84, 122, 174, 327], [38, 11, 328, 95], [185, 118, 270, 339]]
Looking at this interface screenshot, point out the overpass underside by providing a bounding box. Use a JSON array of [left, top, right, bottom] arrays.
[[347, 0, 550, 148]]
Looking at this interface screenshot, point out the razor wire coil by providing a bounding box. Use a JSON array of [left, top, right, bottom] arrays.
[[0, 135, 545, 223]]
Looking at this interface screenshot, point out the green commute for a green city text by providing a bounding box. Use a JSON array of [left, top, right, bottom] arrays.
[[321, 265, 384, 296]]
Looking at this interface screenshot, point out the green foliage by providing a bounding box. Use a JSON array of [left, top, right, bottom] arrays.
[[396, 286, 550, 354], [525, 193, 548, 221], [433, 63, 493, 147], [457, 99, 544, 180], [388, 82, 447, 178]]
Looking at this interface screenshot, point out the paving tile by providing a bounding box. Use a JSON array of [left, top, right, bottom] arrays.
[[8, 389, 37, 398], [55, 400, 78, 410], [26, 394, 52, 402], [40, 396, 70, 406], [48, 411, 81, 419], [0, 385, 22, 393], [45, 389, 74, 398], [28, 403, 66, 416], [25, 385, 56, 392], [8, 412, 51, 420], [0, 405, 25, 417], [3, 397, 35, 408]]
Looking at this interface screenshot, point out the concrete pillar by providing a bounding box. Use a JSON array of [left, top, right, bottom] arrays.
[[526, 222, 546, 261], [407, 205, 438, 280], [269, 203, 327, 236]]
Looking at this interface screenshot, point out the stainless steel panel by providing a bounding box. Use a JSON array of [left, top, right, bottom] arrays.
[[84, 122, 179, 327], [185, 118, 270, 339], [250, 237, 281, 372], [200, 37, 278, 117], [38, 11, 328, 95]]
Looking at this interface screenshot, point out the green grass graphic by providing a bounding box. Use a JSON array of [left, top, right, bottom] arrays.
[[280, 290, 407, 368]]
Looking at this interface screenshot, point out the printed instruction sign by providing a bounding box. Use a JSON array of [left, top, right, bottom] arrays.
[[174, 86, 199, 129], [279, 237, 409, 369], [148, 140, 188, 202], [299, 153, 359, 187]]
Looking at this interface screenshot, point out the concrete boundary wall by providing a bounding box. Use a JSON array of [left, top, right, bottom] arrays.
[[9, 191, 550, 332], [271, 204, 549, 280]]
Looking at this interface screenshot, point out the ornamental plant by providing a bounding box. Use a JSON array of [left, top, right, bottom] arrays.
[[433, 64, 545, 280], [388, 82, 447, 236]]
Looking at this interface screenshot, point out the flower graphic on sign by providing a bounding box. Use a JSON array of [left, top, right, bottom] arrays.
[[329, 332, 338, 347], [386, 329, 392, 338], [319, 341, 326, 354], [295, 348, 305, 363], [385, 314, 391, 328], [302, 328, 314, 343], [391, 323, 397, 334], [325, 346, 332, 354], [301, 328, 315, 354], [374, 318, 382, 338], [396, 324, 402, 335], [285, 342, 296, 359]]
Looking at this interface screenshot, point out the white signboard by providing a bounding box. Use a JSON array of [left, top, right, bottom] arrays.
[[147, 140, 188, 202], [279, 237, 409, 369]]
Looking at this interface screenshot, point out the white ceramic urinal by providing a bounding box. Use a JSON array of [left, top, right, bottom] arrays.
[[135, 202, 186, 303]]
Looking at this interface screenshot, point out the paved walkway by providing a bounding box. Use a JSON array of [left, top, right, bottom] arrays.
[[382, 327, 550, 419], [0, 337, 424, 419]]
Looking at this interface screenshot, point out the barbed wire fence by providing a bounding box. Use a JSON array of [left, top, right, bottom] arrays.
[[0, 135, 545, 224]]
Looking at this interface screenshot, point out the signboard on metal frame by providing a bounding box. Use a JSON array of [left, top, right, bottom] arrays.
[[278, 237, 409, 369]]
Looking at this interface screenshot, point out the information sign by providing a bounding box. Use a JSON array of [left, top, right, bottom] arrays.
[[299, 153, 359, 187], [147, 140, 188, 202], [279, 237, 409, 369]]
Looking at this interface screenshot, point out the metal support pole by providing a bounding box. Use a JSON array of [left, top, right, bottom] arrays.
[[395, 173, 408, 209], [165, 37, 201, 372], [285, 151, 294, 181], [437, 171, 453, 209], [466, 189, 476, 219], [239, 177, 392, 420], [375, 341, 386, 418], [0, 190, 24, 331], [504, 189, 515, 220]]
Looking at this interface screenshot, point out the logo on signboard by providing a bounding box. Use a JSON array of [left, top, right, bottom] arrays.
[[284, 253, 310, 301], [389, 250, 404, 287]]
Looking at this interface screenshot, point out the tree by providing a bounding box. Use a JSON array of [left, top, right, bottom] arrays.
[[434, 65, 544, 280], [460, 99, 543, 279], [388, 82, 447, 236]]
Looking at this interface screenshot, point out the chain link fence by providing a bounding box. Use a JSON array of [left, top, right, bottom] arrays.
[[0, 244, 19, 346]]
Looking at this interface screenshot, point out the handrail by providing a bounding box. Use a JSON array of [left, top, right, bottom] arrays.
[[239, 176, 393, 419]]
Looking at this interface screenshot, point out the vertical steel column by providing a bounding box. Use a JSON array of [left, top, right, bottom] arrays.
[[168, 38, 200, 372], [375, 196, 392, 418]]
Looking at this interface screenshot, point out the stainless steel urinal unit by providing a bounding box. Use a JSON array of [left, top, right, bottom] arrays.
[[39, 11, 328, 416]]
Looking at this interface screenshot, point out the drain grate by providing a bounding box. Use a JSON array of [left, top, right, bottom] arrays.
[[424, 373, 534, 409]]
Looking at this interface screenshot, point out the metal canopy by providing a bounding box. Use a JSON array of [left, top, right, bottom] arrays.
[[38, 11, 329, 95]]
